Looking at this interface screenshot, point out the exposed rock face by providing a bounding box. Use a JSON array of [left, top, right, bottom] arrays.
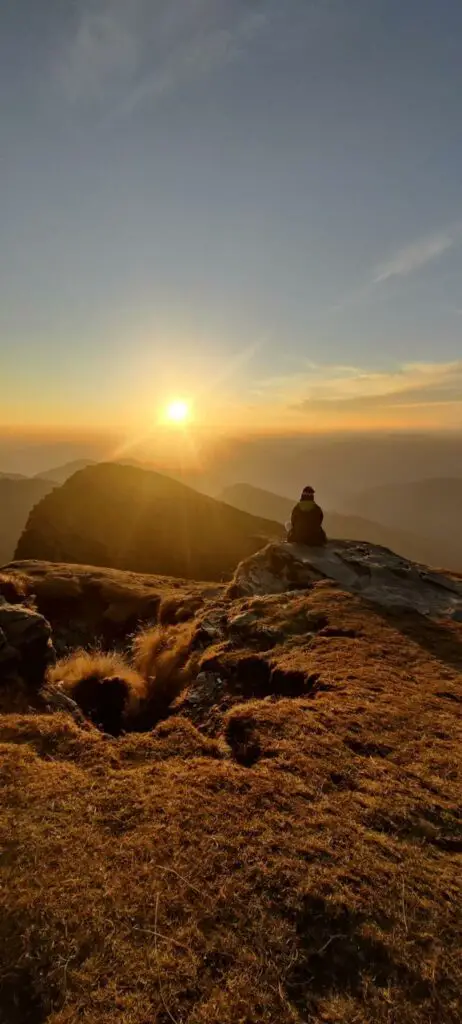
[[230, 540, 462, 621], [0, 598, 55, 687]]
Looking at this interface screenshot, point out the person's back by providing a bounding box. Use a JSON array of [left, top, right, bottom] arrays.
[[287, 485, 326, 546]]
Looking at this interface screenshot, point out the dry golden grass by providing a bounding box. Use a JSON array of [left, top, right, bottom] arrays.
[[2, 560, 219, 650], [44, 622, 200, 734], [132, 622, 195, 680], [47, 651, 146, 735], [1, 581, 461, 1023], [0, 570, 31, 605], [132, 621, 200, 726], [48, 650, 143, 693]]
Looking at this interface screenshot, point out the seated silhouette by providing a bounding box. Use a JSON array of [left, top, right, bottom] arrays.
[[287, 485, 326, 546]]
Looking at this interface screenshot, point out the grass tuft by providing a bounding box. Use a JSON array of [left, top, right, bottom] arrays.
[[132, 622, 199, 725], [0, 571, 31, 605], [47, 651, 146, 735]]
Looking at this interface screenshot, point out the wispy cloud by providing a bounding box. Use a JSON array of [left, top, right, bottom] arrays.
[[314, 222, 462, 321], [119, 9, 266, 116], [374, 226, 461, 284], [56, 0, 141, 103], [251, 360, 462, 428], [56, 1, 269, 110]]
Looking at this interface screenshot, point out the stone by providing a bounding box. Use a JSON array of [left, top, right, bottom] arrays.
[[0, 600, 55, 688], [229, 540, 462, 621], [198, 616, 226, 640], [177, 671, 226, 721], [228, 611, 259, 630], [41, 683, 89, 726]]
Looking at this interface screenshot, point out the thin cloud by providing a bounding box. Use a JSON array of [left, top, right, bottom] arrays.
[[118, 9, 266, 116], [56, 0, 141, 102], [374, 227, 460, 284], [55, 1, 269, 109], [255, 360, 462, 409]]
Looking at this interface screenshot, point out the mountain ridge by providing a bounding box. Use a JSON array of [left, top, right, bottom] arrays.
[[15, 463, 283, 581]]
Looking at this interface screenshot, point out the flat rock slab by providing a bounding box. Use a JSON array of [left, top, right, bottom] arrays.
[[230, 540, 462, 621]]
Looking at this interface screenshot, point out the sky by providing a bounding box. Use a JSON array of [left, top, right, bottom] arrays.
[[1, 0, 462, 437]]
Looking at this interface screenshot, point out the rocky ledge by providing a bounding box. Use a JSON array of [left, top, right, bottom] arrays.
[[0, 597, 55, 687], [230, 540, 462, 621]]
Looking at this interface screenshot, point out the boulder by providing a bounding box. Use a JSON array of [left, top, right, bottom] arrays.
[[0, 598, 55, 687], [229, 540, 462, 621]]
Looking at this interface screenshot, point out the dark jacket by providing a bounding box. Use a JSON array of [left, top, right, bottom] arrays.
[[287, 499, 326, 546]]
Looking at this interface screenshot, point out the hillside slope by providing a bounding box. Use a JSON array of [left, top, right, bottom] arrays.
[[221, 482, 454, 569], [0, 477, 54, 565], [1, 550, 461, 1024], [16, 464, 282, 581]]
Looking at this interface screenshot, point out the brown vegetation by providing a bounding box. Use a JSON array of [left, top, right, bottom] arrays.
[[0, 571, 30, 605], [47, 651, 146, 736], [0, 572, 461, 1023], [132, 621, 200, 725], [44, 620, 201, 735], [3, 560, 218, 651]]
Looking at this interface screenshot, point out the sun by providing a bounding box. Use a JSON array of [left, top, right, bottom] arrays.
[[165, 399, 190, 424]]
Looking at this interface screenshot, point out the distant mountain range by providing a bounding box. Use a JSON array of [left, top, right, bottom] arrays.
[[1, 431, 461, 501], [0, 477, 54, 566], [0, 459, 180, 566], [34, 459, 97, 485], [3, 460, 462, 576], [15, 463, 283, 580], [34, 457, 167, 486], [0, 471, 30, 480], [346, 479, 462, 569], [0, 461, 100, 566], [221, 483, 461, 570], [208, 433, 462, 508]]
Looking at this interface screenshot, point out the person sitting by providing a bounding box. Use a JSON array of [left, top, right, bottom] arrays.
[[287, 485, 326, 546]]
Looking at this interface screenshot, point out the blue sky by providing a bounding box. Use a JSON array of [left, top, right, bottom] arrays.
[[1, 0, 461, 433]]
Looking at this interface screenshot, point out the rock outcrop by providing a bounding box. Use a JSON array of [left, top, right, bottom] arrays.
[[220, 481, 459, 570], [0, 598, 55, 687], [230, 540, 462, 621]]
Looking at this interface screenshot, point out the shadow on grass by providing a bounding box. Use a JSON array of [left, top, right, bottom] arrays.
[[378, 607, 462, 672]]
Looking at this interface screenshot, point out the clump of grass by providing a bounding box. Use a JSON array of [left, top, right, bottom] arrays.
[[0, 571, 31, 605], [45, 622, 201, 734], [223, 705, 262, 766], [47, 651, 146, 736], [158, 593, 202, 625], [132, 622, 199, 725]]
